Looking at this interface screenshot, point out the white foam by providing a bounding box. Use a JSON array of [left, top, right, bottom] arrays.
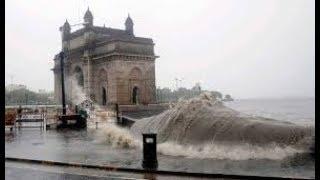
[[157, 142, 303, 160], [67, 79, 139, 149], [95, 124, 139, 149]]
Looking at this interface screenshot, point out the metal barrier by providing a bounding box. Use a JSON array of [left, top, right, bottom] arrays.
[[15, 114, 46, 130]]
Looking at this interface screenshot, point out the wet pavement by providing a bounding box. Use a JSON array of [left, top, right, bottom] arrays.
[[6, 161, 214, 180], [6, 166, 134, 180], [5, 127, 315, 179]]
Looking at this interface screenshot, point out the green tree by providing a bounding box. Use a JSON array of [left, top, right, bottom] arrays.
[[5, 87, 56, 105], [155, 83, 229, 103], [223, 94, 234, 101]]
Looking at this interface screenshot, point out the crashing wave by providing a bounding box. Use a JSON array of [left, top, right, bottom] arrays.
[[130, 93, 314, 159]]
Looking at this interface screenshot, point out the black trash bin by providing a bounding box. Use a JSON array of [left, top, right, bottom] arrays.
[[142, 133, 158, 169]]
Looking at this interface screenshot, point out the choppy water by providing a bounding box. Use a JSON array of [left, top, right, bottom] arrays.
[[224, 98, 315, 126]]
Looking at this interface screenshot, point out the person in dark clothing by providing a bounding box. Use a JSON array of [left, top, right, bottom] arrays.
[[17, 105, 23, 128], [75, 105, 79, 114], [17, 105, 22, 119]]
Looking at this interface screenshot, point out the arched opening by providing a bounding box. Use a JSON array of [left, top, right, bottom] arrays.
[[74, 66, 84, 88], [129, 67, 142, 104], [98, 69, 108, 106], [102, 87, 107, 106], [132, 86, 139, 104]]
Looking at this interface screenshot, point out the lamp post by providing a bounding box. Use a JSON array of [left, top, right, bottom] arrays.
[[59, 51, 66, 115], [59, 22, 86, 115], [25, 91, 28, 105]]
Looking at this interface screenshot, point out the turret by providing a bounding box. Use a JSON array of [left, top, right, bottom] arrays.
[[125, 14, 134, 36], [59, 20, 71, 41], [84, 7, 93, 27]]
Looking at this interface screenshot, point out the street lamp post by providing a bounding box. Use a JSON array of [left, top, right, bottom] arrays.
[[25, 92, 28, 105], [59, 51, 66, 115]]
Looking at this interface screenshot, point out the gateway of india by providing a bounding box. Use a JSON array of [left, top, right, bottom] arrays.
[[52, 9, 158, 106]]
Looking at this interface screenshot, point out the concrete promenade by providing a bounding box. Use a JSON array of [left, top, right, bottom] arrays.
[[5, 128, 315, 179]]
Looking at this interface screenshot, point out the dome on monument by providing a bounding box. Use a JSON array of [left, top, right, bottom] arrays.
[[84, 8, 93, 20]]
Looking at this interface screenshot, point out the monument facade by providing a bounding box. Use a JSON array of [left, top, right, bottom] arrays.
[[52, 9, 158, 106]]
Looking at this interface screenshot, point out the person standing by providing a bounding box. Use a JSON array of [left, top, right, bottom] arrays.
[[17, 105, 23, 128], [17, 105, 22, 119]]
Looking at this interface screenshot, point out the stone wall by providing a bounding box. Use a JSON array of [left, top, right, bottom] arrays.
[[68, 36, 84, 50], [90, 57, 156, 105]]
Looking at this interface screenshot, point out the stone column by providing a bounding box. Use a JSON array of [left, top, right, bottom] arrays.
[[64, 61, 72, 104], [82, 55, 95, 101], [53, 67, 61, 104]]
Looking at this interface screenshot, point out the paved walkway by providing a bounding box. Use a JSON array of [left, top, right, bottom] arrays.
[[6, 161, 214, 180], [5, 129, 315, 179]]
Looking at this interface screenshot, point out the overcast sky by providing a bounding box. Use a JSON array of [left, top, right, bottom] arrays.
[[5, 0, 314, 99]]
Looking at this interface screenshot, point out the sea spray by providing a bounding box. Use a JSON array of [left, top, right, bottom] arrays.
[[88, 104, 138, 149], [67, 77, 138, 148], [96, 123, 139, 148], [68, 80, 314, 160], [131, 92, 314, 159], [157, 142, 303, 160], [66, 76, 87, 105], [88, 107, 139, 148]]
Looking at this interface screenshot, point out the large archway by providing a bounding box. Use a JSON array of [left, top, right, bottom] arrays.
[[129, 67, 142, 104], [98, 69, 108, 106], [102, 87, 107, 105], [132, 86, 139, 104]]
